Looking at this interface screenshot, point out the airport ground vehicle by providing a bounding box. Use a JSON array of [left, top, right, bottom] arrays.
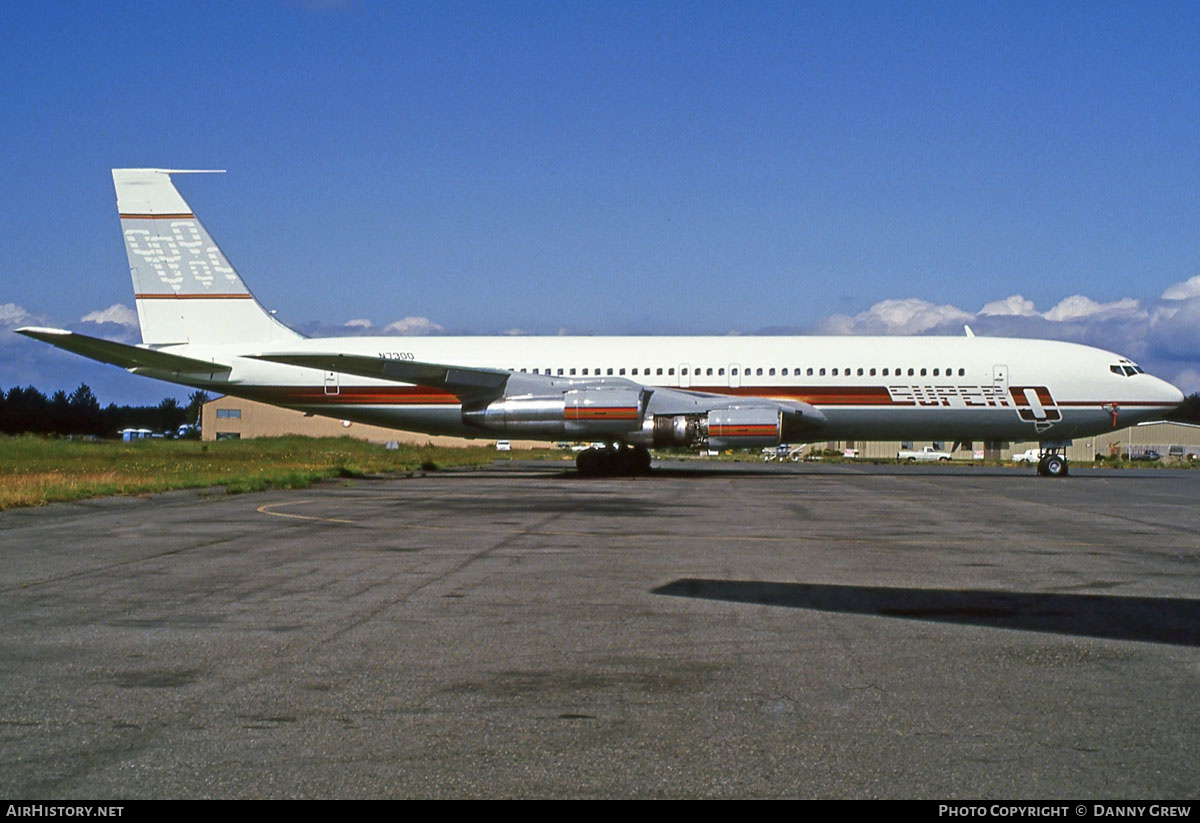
[[898, 446, 952, 462]]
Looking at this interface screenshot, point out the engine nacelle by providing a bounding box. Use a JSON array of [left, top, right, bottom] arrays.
[[625, 406, 783, 449], [706, 407, 782, 449], [462, 388, 644, 436]]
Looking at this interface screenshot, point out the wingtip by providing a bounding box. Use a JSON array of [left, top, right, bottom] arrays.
[[15, 326, 71, 338]]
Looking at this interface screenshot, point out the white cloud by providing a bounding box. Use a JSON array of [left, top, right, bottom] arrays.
[[0, 302, 32, 326], [816, 298, 972, 335], [806, 285, 1200, 389], [1148, 295, 1200, 361], [1043, 295, 1143, 322], [81, 303, 138, 327], [1161, 275, 1200, 301], [383, 316, 445, 335], [979, 295, 1038, 317], [0, 302, 37, 348], [1170, 368, 1200, 395], [344, 318, 373, 329]]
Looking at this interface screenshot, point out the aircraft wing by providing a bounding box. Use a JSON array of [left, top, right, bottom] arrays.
[[248, 351, 511, 398], [16, 327, 231, 375]]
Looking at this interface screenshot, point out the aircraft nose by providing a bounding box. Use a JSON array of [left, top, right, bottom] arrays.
[[1156, 377, 1185, 407]]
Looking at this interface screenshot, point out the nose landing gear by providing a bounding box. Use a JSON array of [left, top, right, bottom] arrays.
[[1036, 451, 1069, 477]]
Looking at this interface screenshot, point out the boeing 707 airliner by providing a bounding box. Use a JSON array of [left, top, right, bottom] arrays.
[[18, 169, 1184, 477]]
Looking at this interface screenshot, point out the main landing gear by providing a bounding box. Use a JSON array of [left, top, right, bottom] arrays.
[[1036, 450, 1069, 478], [575, 444, 653, 477]]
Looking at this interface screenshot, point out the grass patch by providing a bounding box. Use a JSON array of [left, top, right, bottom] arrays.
[[0, 435, 563, 510]]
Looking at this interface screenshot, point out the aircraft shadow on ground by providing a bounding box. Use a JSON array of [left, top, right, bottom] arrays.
[[651, 579, 1200, 647]]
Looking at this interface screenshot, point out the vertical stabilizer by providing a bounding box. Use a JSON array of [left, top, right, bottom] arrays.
[[113, 169, 301, 345]]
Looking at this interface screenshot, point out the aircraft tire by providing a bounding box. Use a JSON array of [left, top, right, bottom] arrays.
[[631, 445, 652, 475], [1043, 455, 1068, 478], [576, 448, 600, 476], [612, 447, 635, 476], [594, 447, 615, 476]]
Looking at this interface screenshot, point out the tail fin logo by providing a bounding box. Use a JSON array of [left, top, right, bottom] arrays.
[[123, 219, 238, 293]]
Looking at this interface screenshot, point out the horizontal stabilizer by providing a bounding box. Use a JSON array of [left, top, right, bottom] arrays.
[[250, 352, 510, 397], [16, 327, 231, 374]]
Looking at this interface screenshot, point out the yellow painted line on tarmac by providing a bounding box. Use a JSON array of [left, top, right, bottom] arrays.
[[256, 500, 355, 524]]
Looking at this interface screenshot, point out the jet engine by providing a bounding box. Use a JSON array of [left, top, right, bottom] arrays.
[[461, 387, 645, 437], [624, 406, 783, 449]]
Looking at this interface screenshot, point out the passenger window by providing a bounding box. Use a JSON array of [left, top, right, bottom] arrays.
[[807, 368, 813, 376], [757, 368, 763, 376], [707, 368, 713, 376], [557, 368, 564, 375], [907, 368, 914, 376], [870, 368, 876, 376], [781, 368, 788, 376], [882, 368, 888, 376], [656, 368, 663, 375], [933, 368, 939, 377], [732, 368, 738, 376], [819, 368, 826, 376], [668, 368, 675, 375], [607, 368, 613, 375], [768, 368, 775, 376], [857, 368, 863, 376], [958, 368, 965, 376], [832, 368, 839, 376], [570, 368, 576, 375], [619, 368, 626, 375], [719, 367, 725, 375], [920, 368, 927, 376]]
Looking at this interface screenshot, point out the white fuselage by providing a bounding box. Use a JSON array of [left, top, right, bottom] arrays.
[[166, 333, 1183, 444]]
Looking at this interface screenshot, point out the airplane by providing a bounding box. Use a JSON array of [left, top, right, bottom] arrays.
[[17, 169, 1185, 478]]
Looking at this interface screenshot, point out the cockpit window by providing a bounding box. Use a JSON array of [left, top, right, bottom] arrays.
[[1111, 364, 1144, 377]]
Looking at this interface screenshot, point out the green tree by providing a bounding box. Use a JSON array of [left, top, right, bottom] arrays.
[[185, 390, 211, 425], [68, 384, 102, 434], [1167, 393, 1200, 424]]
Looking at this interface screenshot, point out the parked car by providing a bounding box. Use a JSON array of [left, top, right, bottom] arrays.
[[1011, 448, 1041, 463], [898, 446, 951, 462]]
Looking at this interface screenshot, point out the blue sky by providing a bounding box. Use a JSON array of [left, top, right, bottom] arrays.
[[3, 0, 1200, 404]]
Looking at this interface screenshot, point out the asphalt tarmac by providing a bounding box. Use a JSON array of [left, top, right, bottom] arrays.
[[1, 460, 1197, 798]]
